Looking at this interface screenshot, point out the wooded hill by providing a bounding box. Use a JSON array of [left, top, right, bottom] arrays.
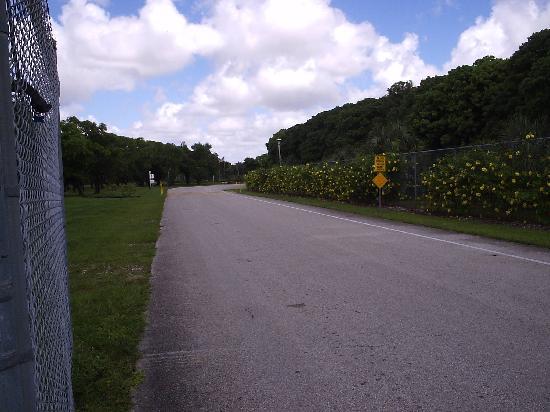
[[263, 29, 550, 165]]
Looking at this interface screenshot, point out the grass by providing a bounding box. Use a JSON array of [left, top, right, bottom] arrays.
[[65, 187, 166, 411], [64, 184, 139, 198], [230, 189, 550, 249]]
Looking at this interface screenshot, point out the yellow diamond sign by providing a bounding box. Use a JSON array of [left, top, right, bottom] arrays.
[[372, 173, 388, 189]]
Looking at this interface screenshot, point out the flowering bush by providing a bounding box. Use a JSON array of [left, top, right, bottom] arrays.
[[245, 154, 401, 203], [246, 135, 549, 224], [422, 137, 549, 223]]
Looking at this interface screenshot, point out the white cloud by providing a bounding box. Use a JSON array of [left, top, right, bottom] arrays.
[[445, 0, 550, 70], [54, 0, 222, 104], [255, 59, 341, 110], [188, 65, 258, 115], [89, 0, 110, 6], [130, 102, 194, 139], [125, 98, 312, 161], [107, 124, 121, 134], [205, 0, 436, 106], [57, 0, 550, 163], [345, 84, 387, 104], [59, 102, 84, 119], [367, 32, 437, 89], [118, 0, 440, 161], [55, 0, 445, 161]]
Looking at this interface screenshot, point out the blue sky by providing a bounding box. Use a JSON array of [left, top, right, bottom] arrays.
[[332, 1, 491, 61], [50, 0, 550, 162]]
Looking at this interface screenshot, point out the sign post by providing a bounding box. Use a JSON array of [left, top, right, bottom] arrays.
[[372, 173, 388, 207], [372, 155, 388, 208]]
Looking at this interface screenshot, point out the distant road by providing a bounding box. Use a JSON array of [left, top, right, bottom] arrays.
[[134, 184, 550, 411]]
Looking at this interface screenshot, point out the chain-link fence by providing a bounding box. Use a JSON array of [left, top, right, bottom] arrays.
[[395, 137, 550, 208], [0, 0, 73, 410], [250, 136, 549, 223]]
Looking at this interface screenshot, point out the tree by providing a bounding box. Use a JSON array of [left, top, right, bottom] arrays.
[[258, 29, 550, 162], [60, 118, 91, 194], [60, 117, 233, 193], [243, 157, 259, 173]]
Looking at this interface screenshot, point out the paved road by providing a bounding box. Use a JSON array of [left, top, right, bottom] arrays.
[[134, 185, 550, 411]]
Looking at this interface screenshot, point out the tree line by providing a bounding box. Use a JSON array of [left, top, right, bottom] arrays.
[[262, 29, 550, 165], [62, 29, 549, 191], [61, 116, 258, 194]]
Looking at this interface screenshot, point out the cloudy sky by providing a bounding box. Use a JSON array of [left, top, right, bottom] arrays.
[[49, 0, 550, 162]]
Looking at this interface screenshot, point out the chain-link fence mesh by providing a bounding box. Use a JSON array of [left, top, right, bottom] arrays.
[[304, 137, 549, 202], [251, 136, 549, 223], [1, 0, 73, 409], [395, 137, 550, 207]]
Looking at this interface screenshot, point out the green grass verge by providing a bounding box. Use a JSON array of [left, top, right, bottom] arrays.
[[65, 187, 166, 411], [230, 189, 549, 249]]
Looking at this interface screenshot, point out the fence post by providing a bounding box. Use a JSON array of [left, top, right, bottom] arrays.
[[413, 152, 417, 202], [526, 141, 530, 171], [0, 1, 37, 410]]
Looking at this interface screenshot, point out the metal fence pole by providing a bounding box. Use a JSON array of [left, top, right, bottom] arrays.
[[413, 152, 417, 202], [0, 1, 37, 410]]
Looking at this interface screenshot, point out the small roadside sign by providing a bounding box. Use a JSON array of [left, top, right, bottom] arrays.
[[372, 173, 388, 189], [374, 155, 386, 172]]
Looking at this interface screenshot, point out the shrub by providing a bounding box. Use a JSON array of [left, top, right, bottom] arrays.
[[421, 138, 549, 223], [245, 155, 401, 203], [246, 136, 549, 224]]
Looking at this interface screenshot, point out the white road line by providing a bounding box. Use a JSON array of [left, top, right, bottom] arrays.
[[228, 193, 550, 267]]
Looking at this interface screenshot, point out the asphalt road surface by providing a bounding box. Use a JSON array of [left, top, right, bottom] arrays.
[[134, 185, 550, 411]]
